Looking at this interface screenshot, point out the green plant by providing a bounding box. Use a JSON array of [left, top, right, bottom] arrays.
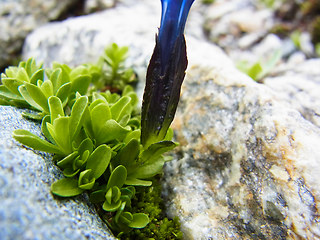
[[1, 44, 181, 237], [236, 49, 282, 82]]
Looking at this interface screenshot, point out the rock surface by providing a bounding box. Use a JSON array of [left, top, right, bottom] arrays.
[[7, 0, 320, 239], [0, 106, 115, 240], [0, 0, 78, 69]]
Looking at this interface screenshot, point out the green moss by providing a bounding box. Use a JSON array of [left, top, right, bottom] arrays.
[[120, 178, 183, 240]]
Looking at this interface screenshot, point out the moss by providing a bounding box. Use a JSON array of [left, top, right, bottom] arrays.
[[120, 178, 183, 240]]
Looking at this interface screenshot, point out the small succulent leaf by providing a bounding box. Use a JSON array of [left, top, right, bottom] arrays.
[[40, 80, 53, 98], [55, 82, 71, 106], [63, 168, 80, 178], [118, 114, 130, 127], [2, 78, 24, 96], [25, 83, 50, 113], [106, 187, 113, 204], [48, 96, 64, 124], [47, 117, 71, 154], [89, 99, 106, 112], [129, 156, 165, 179], [30, 69, 44, 85], [102, 198, 122, 212], [77, 138, 94, 157], [119, 212, 134, 225], [78, 169, 95, 190], [86, 144, 111, 179], [18, 85, 43, 110], [125, 178, 152, 186], [49, 68, 62, 94], [107, 165, 127, 190], [57, 151, 78, 168], [110, 96, 132, 122], [0, 85, 24, 101], [127, 117, 141, 130], [164, 127, 174, 141], [128, 213, 149, 228], [69, 96, 88, 140], [13, 129, 63, 154], [140, 141, 177, 164], [70, 75, 91, 95], [16, 68, 29, 82], [124, 129, 141, 144], [124, 91, 139, 108], [116, 139, 139, 168], [22, 111, 44, 120], [120, 195, 131, 208], [91, 92, 106, 102], [112, 186, 121, 203], [83, 107, 94, 139], [51, 178, 84, 197], [91, 102, 111, 136], [96, 119, 130, 144], [89, 190, 106, 203], [41, 115, 55, 143], [114, 202, 127, 223]]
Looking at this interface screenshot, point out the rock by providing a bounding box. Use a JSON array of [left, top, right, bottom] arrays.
[[0, 0, 78, 69], [84, 0, 116, 14], [19, 0, 320, 239], [162, 47, 320, 238], [0, 106, 115, 240]]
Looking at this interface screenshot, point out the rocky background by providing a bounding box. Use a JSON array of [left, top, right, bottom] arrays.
[[1, 0, 320, 239]]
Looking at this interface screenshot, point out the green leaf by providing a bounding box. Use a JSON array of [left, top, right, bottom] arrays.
[[110, 96, 132, 122], [140, 141, 177, 165], [25, 83, 50, 113], [86, 144, 111, 179], [51, 178, 84, 197], [91, 102, 111, 136], [0, 85, 24, 101], [30, 69, 44, 85], [13, 129, 63, 154], [40, 80, 53, 98], [116, 139, 139, 168], [57, 151, 78, 168], [96, 119, 130, 145], [102, 198, 122, 212], [69, 96, 88, 140], [48, 96, 64, 124], [128, 213, 149, 228], [89, 190, 106, 203], [2, 78, 24, 96], [107, 165, 127, 190], [55, 82, 71, 106], [70, 75, 91, 95], [63, 168, 80, 178], [119, 212, 133, 225], [124, 129, 141, 144], [18, 85, 43, 110], [125, 178, 152, 186], [47, 117, 71, 154], [41, 115, 55, 143], [16, 68, 29, 82], [78, 169, 95, 190]]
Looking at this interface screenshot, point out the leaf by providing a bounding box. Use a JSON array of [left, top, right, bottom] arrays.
[[86, 144, 111, 179], [90, 102, 111, 136], [110, 96, 132, 122], [16, 68, 29, 82], [96, 119, 130, 145], [125, 178, 152, 186], [102, 198, 122, 212], [13, 129, 63, 154], [115, 139, 139, 168], [41, 115, 55, 143], [25, 83, 50, 113], [48, 96, 64, 124], [2, 78, 24, 96], [47, 117, 71, 154], [140, 141, 177, 164], [18, 85, 43, 110], [78, 169, 95, 190], [69, 96, 88, 140], [57, 151, 78, 168], [124, 129, 141, 144], [0, 85, 24, 101], [40, 80, 53, 98], [30, 69, 44, 85], [70, 75, 91, 95], [63, 168, 80, 178], [51, 178, 84, 197], [107, 165, 127, 190], [89, 190, 106, 203], [128, 213, 149, 228], [55, 82, 71, 106]]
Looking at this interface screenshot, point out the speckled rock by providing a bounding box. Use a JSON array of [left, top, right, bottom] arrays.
[[0, 106, 115, 240], [0, 0, 77, 69], [161, 50, 320, 239]]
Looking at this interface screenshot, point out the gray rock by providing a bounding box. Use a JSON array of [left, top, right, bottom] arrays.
[[0, 106, 115, 240], [162, 48, 320, 238], [20, 0, 320, 239], [0, 0, 77, 69]]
